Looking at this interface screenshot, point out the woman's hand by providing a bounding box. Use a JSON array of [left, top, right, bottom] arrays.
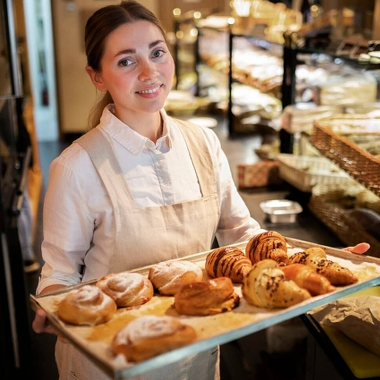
[[32, 308, 67, 342], [32, 308, 57, 335], [343, 242, 370, 255]]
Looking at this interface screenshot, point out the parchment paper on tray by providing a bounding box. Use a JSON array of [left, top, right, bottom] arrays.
[[310, 295, 380, 356]]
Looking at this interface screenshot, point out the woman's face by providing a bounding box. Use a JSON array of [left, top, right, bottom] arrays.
[[88, 20, 174, 121]]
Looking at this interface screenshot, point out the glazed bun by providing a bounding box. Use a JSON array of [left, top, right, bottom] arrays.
[[96, 272, 153, 307], [112, 315, 197, 362], [57, 285, 117, 325], [148, 260, 203, 295]]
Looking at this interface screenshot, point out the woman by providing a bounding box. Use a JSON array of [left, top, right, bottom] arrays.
[[32, 1, 369, 379], [33, 1, 266, 379]]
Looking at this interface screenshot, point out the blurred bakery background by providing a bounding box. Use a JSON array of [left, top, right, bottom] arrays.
[[2, 0, 380, 379]]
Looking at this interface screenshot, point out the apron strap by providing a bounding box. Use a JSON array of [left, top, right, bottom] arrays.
[[175, 118, 217, 197], [75, 128, 136, 206]]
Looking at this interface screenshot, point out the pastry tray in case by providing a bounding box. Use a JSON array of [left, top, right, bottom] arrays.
[[30, 238, 380, 380]]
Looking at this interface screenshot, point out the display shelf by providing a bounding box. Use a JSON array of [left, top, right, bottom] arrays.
[[195, 24, 284, 136]]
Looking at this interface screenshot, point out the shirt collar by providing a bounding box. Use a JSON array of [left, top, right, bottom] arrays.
[[98, 105, 173, 155]]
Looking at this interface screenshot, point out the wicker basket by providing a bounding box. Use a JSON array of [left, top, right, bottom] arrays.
[[277, 154, 351, 192], [310, 118, 380, 197], [308, 182, 380, 258]]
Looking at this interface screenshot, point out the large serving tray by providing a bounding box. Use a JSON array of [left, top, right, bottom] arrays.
[[30, 237, 380, 380]]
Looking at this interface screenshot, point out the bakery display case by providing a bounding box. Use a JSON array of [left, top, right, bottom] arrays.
[[194, 19, 284, 136]]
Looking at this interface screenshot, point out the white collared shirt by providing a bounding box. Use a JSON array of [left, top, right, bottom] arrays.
[[36, 105, 264, 293]]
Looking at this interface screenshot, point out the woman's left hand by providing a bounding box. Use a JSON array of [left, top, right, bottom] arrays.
[[343, 242, 370, 255]]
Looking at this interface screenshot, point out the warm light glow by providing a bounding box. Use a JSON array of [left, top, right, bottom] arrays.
[[310, 5, 319, 12], [176, 30, 184, 39], [193, 11, 201, 19], [228, 17, 235, 25], [190, 28, 198, 37], [173, 8, 181, 17], [231, 0, 252, 17]]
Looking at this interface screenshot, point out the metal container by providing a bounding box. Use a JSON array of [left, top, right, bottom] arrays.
[[260, 199, 302, 223]]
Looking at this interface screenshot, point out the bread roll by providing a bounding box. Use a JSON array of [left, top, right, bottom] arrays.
[[96, 272, 153, 307], [281, 263, 336, 296], [112, 315, 196, 362], [245, 231, 288, 265], [242, 259, 311, 308], [287, 247, 358, 286], [205, 246, 252, 283], [57, 285, 117, 326], [174, 277, 240, 316], [148, 260, 203, 295]]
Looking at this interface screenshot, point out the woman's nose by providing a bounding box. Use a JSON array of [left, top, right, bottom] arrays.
[[138, 60, 158, 81]]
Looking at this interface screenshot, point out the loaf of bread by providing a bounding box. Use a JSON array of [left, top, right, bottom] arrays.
[[148, 260, 203, 295], [57, 285, 117, 326], [205, 246, 252, 283], [287, 247, 358, 286], [242, 259, 311, 308], [112, 315, 196, 362], [245, 231, 288, 265], [96, 272, 153, 308], [281, 263, 336, 296], [174, 277, 240, 316]]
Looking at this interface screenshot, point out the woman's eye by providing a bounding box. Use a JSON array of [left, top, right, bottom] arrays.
[[152, 49, 165, 58], [118, 58, 133, 67]]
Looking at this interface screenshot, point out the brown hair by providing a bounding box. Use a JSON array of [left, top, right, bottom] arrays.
[[85, 0, 166, 129]]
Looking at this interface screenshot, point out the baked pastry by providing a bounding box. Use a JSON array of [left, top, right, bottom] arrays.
[[205, 246, 252, 283], [174, 277, 240, 316], [57, 285, 117, 326], [112, 315, 196, 362], [281, 263, 336, 296], [242, 259, 311, 308], [96, 272, 153, 307], [245, 231, 288, 265], [287, 247, 358, 286], [148, 260, 203, 295]]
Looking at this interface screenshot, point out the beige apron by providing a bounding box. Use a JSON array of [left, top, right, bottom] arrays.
[[56, 120, 221, 380]]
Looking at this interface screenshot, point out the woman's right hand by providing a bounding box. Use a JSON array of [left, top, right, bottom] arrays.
[[32, 308, 57, 335], [32, 284, 67, 336]]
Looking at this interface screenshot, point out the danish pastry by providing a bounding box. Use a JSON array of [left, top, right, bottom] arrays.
[[112, 315, 196, 362], [96, 272, 153, 307], [242, 259, 311, 308], [245, 231, 288, 265], [174, 277, 240, 316], [148, 260, 203, 295], [205, 246, 252, 283], [57, 285, 117, 325]]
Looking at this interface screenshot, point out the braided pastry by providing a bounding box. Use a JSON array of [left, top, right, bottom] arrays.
[[96, 272, 153, 307], [148, 260, 203, 295], [112, 315, 196, 362], [287, 247, 358, 286], [242, 259, 311, 308], [174, 277, 240, 316], [281, 263, 336, 296], [57, 285, 117, 326], [205, 246, 252, 283], [245, 231, 288, 265]]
